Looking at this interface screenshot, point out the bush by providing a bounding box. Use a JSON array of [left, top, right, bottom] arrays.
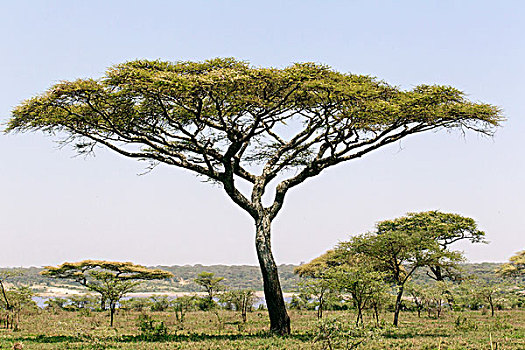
[[314, 317, 377, 350], [149, 295, 171, 312], [195, 297, 217, 311], [137, 314, 168, 339]]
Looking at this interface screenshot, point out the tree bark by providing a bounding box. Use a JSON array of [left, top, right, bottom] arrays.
[[393, 285, 404, 327], [318, 292, 323, 319], [110, 302, 115, 327], [255, 215, 291, 335]]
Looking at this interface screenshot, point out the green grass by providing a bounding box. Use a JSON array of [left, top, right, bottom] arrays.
[[1, 309, 524, 349]]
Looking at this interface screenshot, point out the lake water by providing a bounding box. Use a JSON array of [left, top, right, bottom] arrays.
[[32, 295, 291, 309]]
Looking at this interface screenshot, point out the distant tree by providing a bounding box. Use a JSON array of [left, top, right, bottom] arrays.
[[461, 279, 509, 317], [41, 260, 173, 326], [7, 58, 502, 334], [220, 289, 257, 323], [405, 283, 427, 318], [497, 250, 525, 279], [44, 297, 69, 312], [328, 265, 386, 327], [119, 297, 152, 312], [149, 295, 171, 312], [172, 295, 196, 325], [0, 270, 24, 329], [66, 294, 98, 311], [0, 286, 36, 330], [295, 277, 334, 319], [424, 281, 453, 318], [341, 218, 461, 326], [194, 271, 224, 304], [388, 211, 486, 282]]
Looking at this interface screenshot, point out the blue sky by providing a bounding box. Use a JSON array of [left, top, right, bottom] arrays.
[[1, 1, 523, 266]]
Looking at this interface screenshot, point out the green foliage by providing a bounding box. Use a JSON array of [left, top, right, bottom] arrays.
[[454, 315, 479, 331], [0, 286, 37, 330], [314, 317, 378, 350], [41, 260, 173, 326], [497, 250, 525, 280], [388, 211, 486, 282], [219, 289, 257, 322], [136, 314, 168, 339], [298, 211, 488, 327], [172, 295, 196, 324], [194, 272, 224, 302], [119, 297, 152, 312], [149, 295, 171, 312], [6, 58, 503, 335], [195, 296, 217, 311], [458, 279, 514, 316]]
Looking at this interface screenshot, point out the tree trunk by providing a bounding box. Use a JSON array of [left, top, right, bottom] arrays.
[[356, 306, 363, 327], [488, 296, 494, 317], [110, 302, 115, 327], [255, 215, 290, 335], [373, 303, 380, 326], [393, 285, 404, 327], [318, 292, 323, 319]]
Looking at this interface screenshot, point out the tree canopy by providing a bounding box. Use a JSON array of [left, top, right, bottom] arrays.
[[42, 260, 173, 326], [7, 59, 501, 220], [374, 211, 485, 281], [298, 211, 486, 326], [497, 250, 525, 279], [7, 58, 502, 335]]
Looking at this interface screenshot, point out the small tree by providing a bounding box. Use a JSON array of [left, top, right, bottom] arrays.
[[0, 286, 36, 330], [406, 283, 427, 318], [172, 295, 196, 325], [341, 220, 459, 326], [328, 265, 386, 327], [220, 289, 257, 323], [0, 270, 24, 329], [42, 260, 173, 326], [296, 277, 334, 319], [295, 249, 349, 319], [149, 295, 171, 312], [194, 272, 224, 305], [465, 280, 510, 317], [424, 281, 452, 318]]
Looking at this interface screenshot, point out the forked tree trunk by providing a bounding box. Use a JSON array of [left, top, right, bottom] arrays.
[[255, 215, 291, 335]]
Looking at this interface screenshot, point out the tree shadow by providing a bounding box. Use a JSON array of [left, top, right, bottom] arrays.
[[10, 331, 313, 344]]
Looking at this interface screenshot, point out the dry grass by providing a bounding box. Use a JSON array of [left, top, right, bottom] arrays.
[[0, 309, 524, 349]]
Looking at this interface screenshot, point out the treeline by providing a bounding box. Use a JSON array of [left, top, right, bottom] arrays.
[[0, 263, 507, 293]]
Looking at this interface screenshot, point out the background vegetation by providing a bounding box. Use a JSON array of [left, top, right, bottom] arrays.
[[0, 263, 507, 293]]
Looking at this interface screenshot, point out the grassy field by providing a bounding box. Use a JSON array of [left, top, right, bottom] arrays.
[[1, 309, 524, 349]]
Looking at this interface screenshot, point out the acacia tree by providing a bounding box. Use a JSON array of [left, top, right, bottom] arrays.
[[194, 271, 225, 303], [393, 211, 486, 282], [0, 270, 23, 329], [42, 260, 173, 326], [341, 214, 463, 327], [6, 58, 501, 334], [497, 250, 525, 279], [328, 265, 386, 327]]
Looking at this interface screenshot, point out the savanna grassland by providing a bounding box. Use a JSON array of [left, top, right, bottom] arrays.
[[1, 309, 524, 349]]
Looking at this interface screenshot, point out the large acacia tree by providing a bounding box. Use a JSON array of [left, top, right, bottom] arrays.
[[6, 58, 501, 334]]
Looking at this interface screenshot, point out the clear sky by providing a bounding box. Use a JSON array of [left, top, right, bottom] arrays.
[[1, 1, 523, 267]]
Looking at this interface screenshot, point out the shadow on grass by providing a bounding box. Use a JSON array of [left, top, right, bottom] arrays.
[[11, 331, 314, 344], [382, 330, 452, 339]]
